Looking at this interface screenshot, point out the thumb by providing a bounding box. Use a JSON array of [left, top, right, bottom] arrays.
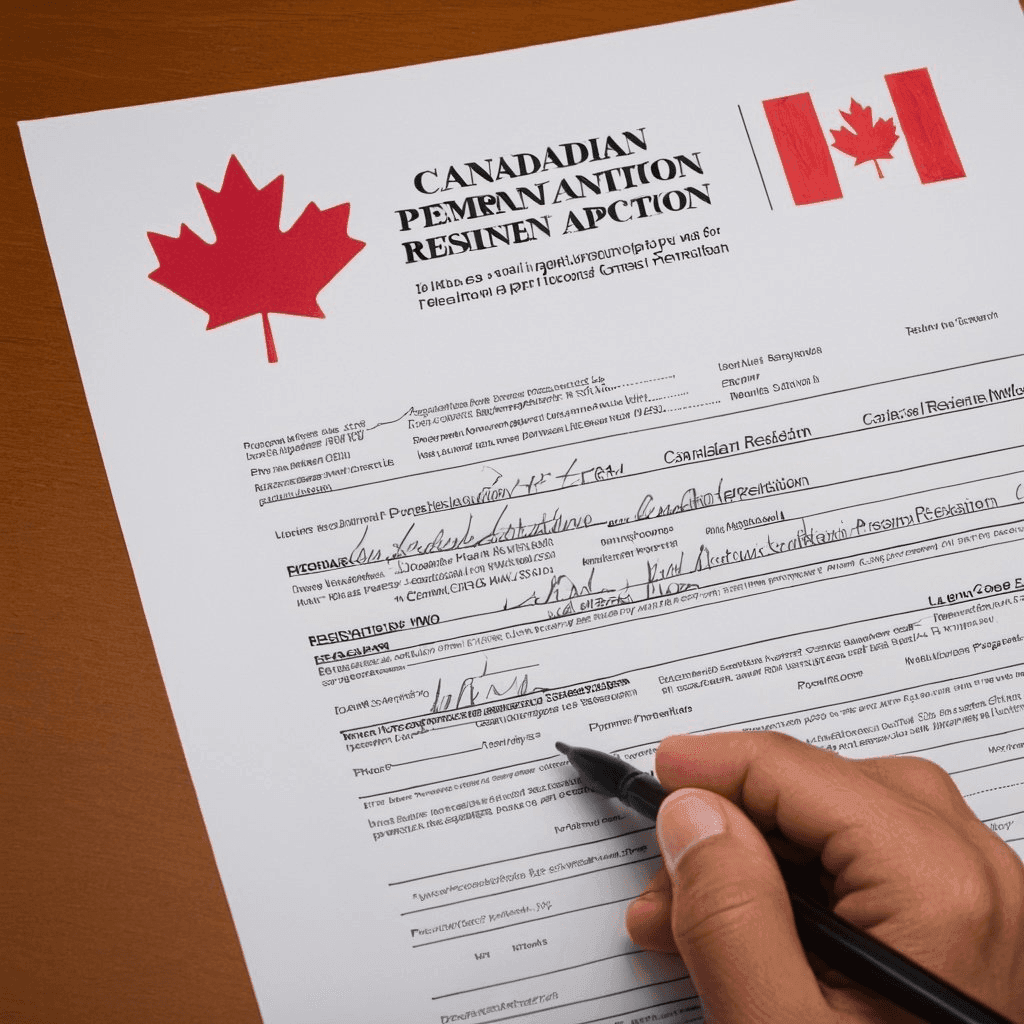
[[656, 788, 829, 1022]]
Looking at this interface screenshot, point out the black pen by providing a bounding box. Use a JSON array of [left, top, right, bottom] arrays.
[[555, 741, 1014, 1024]]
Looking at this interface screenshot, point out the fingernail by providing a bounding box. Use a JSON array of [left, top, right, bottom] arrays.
[[626, 891, 657, 919], [657, 789, 726, 871], [625, 891, 661, 934], [629, 889, 660, 910]]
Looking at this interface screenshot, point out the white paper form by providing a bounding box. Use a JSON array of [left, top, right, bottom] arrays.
[[19, 1, 1024, 1021]]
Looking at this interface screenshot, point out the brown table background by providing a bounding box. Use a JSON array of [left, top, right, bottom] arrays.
[[13, 0, 982, 1020]]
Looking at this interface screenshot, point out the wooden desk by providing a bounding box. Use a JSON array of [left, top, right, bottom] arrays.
[[6, 1, 912, 1019]]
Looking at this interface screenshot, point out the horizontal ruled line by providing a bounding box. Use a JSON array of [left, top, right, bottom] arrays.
[[411, 893, 641, 947], [430, 948, 648, 1000], [270, 352, 1024, 504], [390, 827, 654, 886], [402, 854, 659, 915]]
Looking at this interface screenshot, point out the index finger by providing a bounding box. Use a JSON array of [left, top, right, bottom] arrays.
[[655, 731, 934, 859]]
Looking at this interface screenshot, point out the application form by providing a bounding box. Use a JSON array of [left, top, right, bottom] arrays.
[[20, 1, 1024, 1020]]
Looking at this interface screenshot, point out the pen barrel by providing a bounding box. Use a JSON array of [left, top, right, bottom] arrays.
[[789, 891, 1015, 1024], [620, 772, 668, 821]]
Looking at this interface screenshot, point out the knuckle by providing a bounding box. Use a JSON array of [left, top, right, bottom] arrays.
[[985, 834, 1024, 920], [758, 730, 805, 752], [758, 729, 838, 765], [938, 844, 1004, 936], [671, 872, 787, 950], [887, 755, 968, 810], [897, 755, 957, 789]]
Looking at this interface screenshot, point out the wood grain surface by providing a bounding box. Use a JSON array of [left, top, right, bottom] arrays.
[[9, 1, 945, 1021]]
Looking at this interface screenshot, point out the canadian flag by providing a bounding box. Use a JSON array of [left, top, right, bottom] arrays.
[[763, 67, 965, 206]]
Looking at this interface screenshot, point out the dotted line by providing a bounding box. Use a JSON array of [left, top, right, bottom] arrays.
[[651, 391, 690, 401], [613, 375, 675, 389], [964, 780, 1024, 798], [666, 400, 722, 412]]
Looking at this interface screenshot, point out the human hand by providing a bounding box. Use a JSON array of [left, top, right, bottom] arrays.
[[625, 732, 1024, 1022]]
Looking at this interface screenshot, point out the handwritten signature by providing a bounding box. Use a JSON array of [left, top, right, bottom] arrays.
[[489, 457, 626, 502], [388, 503, 593, 560], [429, 658, 543, 712]]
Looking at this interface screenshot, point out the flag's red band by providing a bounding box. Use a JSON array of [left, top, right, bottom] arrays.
[[762, 93, 843, 206], [885, 68, 965, 185]]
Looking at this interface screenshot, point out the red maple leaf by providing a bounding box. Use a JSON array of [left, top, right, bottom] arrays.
[[148, 155, 365, 363], [830, 99, 900, 179]]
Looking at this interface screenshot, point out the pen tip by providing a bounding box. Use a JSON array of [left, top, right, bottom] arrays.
[[555, 741, 570, 755]]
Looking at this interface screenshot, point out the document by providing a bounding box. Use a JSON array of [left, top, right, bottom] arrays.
[[20, 1, 1024, 1020]]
